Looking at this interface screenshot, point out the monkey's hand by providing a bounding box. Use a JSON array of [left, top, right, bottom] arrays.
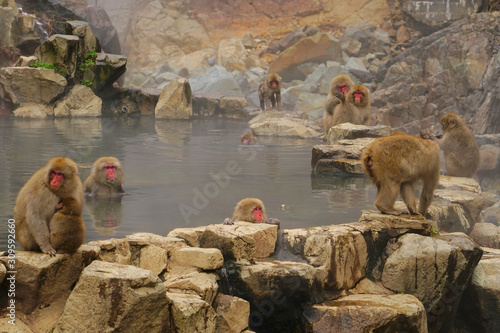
[[335, 92, 346, 103], [223, 218, 234, 225], [41, 245, 57, 257], [419, 130, 435, 140], [265, 218, 280, 227]]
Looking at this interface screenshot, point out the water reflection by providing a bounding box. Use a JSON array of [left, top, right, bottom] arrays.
[[0, 116, 377, 250]]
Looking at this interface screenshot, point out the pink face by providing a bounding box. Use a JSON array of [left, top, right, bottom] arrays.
[[354, 91, 364, 102], [50, 170, 65, 189], [104, 164, 116, 181], [253, 206, 263, 223], [337, 83, 348, 95], [271, 81, 278, 88]]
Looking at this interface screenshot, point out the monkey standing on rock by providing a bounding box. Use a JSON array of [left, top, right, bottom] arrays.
[[14, 157, 83, 255], [258, 73, 282, 111], [223, 198, 280, 226], [361, 134, 441, 216]]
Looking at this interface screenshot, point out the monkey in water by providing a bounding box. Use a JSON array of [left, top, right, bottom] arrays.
[[258, 73, 282, 111], [84, 156, 125, 197], [422, 113, 479, 178], [49, 196, 86, 253], [14, 157, 83, 256], [361, 134, 441, 216], [240, 132, 257, 145], [323, 74, 355, 134], [223, 198, 280, 226]]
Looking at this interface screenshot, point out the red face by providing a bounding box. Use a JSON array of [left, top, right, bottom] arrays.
[[354, 91, 364, 102], [253, 206, 263, 223], [50, 170, 65, 189], [104, 164, 116, 181], [242, 137, 250, 144], [271, 81, 278, 88], [337, 83, 348, 95]]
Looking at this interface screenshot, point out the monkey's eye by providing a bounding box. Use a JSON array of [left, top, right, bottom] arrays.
[[104, 165, 116, 170], [254, 207, 262, 212], [50, 170, 65, 178]]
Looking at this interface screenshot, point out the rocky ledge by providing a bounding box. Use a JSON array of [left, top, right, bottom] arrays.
[[1, 179, 499, 332]]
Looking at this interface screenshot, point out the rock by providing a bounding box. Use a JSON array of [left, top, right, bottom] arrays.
[[458, 250, 500, 333], [482, 202, 500, 225], [219, 96, 248, 119], [381, 233, 482, 332], [36, 34, 80, 78], [0, 247, 99, 314], [89, 53, 127, 92], [214, 294, 250, 333], [167, 292, 216, 333], [173, 247, 224, 270], [325, 123, 391, 144], [13, 103, 53, 118], [54, 85, 102, 117], [427, 201, 470, 233], [54, 260, 171, 332], [0, 263, 6, 284], [189, 65, 243, 97], [437, 176, 482, 195], [164, 272, 219, 304], [199, 222, 278, 261], [268, 33, 342, 81], [86, 238, 132, 265], [249, 110, 322, 138], [217, 37, 248, 72], [433, 189, 485, 227], [0, 67, 67, 105], [303, 294, 428, 332], [155, 78, 193, 119], [469, 223, 500, 249], [168, 226, 207, 247], [479, 144, 500, 171]]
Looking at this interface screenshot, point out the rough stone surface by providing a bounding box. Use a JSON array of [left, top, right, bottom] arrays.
[[155, 78, 193, 119]]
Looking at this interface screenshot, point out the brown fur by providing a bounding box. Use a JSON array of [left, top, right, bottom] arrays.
[[361, 135, 440, 216], [240, 132, 257, 145], [49, 197, 86, 253], [323, 74, 355, 134], [258, 73, 282, 111], [435, 113, 479, 178], [231, 198, 268, 223], [14, 157, 83, 255], [346, 85, 371, 126], [84, 157, 125, 197]]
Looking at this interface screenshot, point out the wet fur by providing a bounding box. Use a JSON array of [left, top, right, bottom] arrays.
[[84, 157, 125, 197], [231, 198, 268, 223], [361, 134, 440, 216], [49, 197, 86, 253]]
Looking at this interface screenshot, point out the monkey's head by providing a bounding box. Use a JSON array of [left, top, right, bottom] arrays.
[[440, 113, 461, 132], [348, 85, 370, 106], [267, 73, 282, 88], [233, 198, 268, 223], [60, 197, 82, 216], [45, 157, 79, 195], [331, 74, 354, 96], [240, 132, 257, 145], [93, 157, 123, 185]]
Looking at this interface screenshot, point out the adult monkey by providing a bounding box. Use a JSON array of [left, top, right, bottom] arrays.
[[223, 198, 280, 225], [323, 74, 355, 133], [258, 73, 282, 111], [347, 84, 371, 126], [84, 156, 125, 197], [423, 113, 480, 178], [14, 157, 83, 255], [361, 134, 440, 216]]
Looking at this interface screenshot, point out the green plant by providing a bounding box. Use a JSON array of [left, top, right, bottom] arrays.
[[80, 79, 93, 87], [430, 225, 439, 237], [29, 60, 64, 74], [79, 51, 98, 72]]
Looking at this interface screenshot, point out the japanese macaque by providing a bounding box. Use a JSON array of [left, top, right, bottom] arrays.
[[240, 132, 257, 145], [13, 157, 83, 255], [361, 135, 440, 216], [323, 74, 355, 134], [84, 157, 125, 197], [433, 113, 479, 178], [223, 198, 280, 225], [258, 73, 282, 111], [49, 196, 86, 253], [347, 84, 371, 126]]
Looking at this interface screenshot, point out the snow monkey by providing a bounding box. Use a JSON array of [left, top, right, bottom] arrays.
[[14, 157, 83, 256], [361, 134, 440, 216], [240, 132, 257, 145], [223, 198, 280, 226], [49, 196, 86, 253], [84, 156, 125, 197], [346, 84, 371, 126], [323, 74, 355, 134], [258, 73, 282, 111]]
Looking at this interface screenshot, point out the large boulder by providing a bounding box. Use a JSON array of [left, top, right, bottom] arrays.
[[155, 78, 193, 119]]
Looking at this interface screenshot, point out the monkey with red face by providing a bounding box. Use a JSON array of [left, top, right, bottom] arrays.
[[223, 198, 280, 226], [84, 157, 125, 197]]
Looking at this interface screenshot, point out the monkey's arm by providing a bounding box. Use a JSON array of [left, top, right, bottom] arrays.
[[265, 218, 280, 227], [26, 204, 56, 256]]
